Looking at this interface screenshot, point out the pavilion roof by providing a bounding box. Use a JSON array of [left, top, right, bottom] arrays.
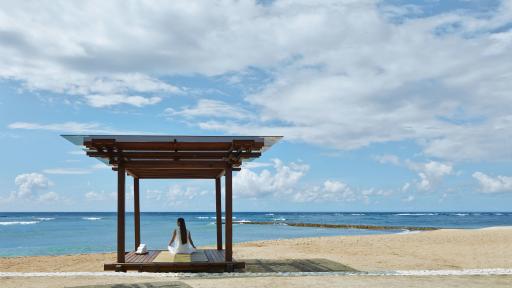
[[62, 135, 282, 179]]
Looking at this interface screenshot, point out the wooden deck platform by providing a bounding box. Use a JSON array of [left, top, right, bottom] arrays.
[[104, 249, 245, 272]]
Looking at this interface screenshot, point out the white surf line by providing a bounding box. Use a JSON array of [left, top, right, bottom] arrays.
[[1, 268, 512, 278]]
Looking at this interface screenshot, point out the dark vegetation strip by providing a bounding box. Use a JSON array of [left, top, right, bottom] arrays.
[[235, 221, 439, 231]]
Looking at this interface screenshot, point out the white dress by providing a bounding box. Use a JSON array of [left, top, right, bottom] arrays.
[[168, 228, 196, 254]]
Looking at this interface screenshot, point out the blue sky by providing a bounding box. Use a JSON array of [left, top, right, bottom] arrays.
[[1, 0, 512, 212]]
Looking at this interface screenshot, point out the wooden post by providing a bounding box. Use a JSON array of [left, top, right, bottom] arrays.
[[117, 161, 126, 263], [225, 166, 233, 262], [134, 177, 140, 251], [215, 177, 223, 250]]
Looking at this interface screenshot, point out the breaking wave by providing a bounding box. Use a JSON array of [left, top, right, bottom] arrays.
[[395, 213, 438, 216], [234, 219, 252, 224], [82, 217, 102, 221], [36, 217, 55, 221], [0, 221, 39, 226]]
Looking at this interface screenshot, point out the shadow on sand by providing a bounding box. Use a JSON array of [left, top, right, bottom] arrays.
[[71, 282, 191, 288], [241, 258, 358, 273], [69, 259, 356, 287]]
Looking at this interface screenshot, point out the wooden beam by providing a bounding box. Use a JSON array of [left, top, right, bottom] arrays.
[[123, 160, 229, 169], [89, 139, 116, 147], [232, 139, 259, 150], [87, 151, 261, 160], [129, 168, 223, 173], [225, 167, 233, 262], [117, 161, 126, 263], [127, 168, 224, 179], [135, 175, 217, 179], [215, 177, 223, 250], [134, 177, 140, 251], [90, 139, 116, 145], [85, 141, 264, 151], [116, 168, 232, 178], [126, 170, 137, 177]]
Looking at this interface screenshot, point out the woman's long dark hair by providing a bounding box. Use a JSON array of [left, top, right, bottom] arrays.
[[177, 218, 188, 244]]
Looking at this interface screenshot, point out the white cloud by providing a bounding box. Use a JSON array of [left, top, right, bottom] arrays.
[[402, 195, 415, 202], [401, 182, 411, 192], [294, 182, 391, 204], [406, 160, 453, 191], [85, 94, 162, 108], [42, 163, 109, 175], [143, 185, 208, 207], [39, 191, 60, 202], [234, 159, 388, 203], [91, 163, 109, 170], [165, 99, 254, 120], [0, 0, 185, 108], [1, 1, 511, 160], [472, 171, 512, 193], [293, 180, 355, 202], [188, 1, 512, 162], [145, 189, 163, 201], [1, 173, 59, 204], [323, 180, 348, 193], [101, 158, 395, 205], [8, 121, 146, 134], [234, 159, 309, 198], [167, 185, 208, 203], [361, 188, 392, 204], [85, 190, 114, 201], [373, 155, 454, 192], [85, 191, 103, 201], [374, 154, 401, 165], [242, 161, 273, 169], [9, 121, 102, 133], [43, 168, 91, 175], [14, 173, 53, 199]]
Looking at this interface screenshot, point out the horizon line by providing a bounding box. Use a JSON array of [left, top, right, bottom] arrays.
[[1, 211, 511, 213]]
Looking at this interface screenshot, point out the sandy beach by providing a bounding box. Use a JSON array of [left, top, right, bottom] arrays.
[[1, 227, 512, 287]]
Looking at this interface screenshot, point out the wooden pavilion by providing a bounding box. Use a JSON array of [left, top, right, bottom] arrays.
[[63, 135, 281, 272]]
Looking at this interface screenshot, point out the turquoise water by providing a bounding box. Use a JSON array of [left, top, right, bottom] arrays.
[[1, 212, 511, 256]]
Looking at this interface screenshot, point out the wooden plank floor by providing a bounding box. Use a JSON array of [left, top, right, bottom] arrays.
[[203, 249, 226, 263], [125, 250, 160, 263], [105, 249, 244, 272]]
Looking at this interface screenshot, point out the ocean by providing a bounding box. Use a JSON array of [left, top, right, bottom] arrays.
[[1, 212, 511, 257]]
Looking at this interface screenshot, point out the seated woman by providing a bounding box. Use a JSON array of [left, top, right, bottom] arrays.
[[168, 217, 196, 254]]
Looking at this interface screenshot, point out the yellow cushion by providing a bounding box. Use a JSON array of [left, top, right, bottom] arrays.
[[152, 250, 208, 263]]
